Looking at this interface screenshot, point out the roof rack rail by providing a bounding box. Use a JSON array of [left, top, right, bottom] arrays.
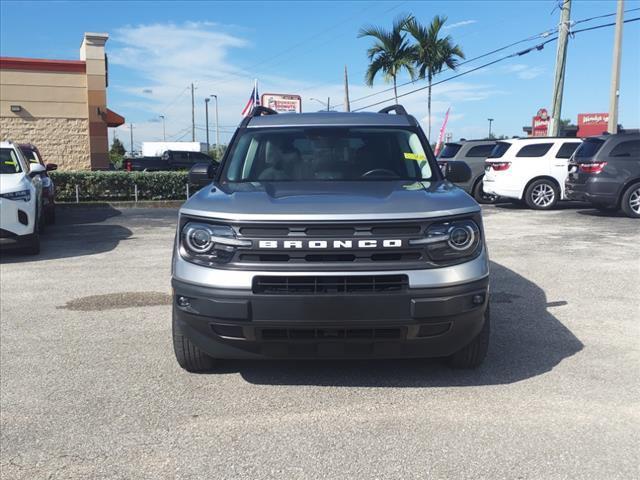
[[378, 104, 408, 116], [251, 106, 278, 117]]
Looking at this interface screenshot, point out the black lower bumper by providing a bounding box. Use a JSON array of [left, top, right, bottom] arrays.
[[0, 231, 35, 250], [565, 179, 618, 207], [172, 276, 489, 359]]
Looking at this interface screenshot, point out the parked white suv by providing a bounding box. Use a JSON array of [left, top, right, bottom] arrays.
[[0, 141, 46, 254], [483, 137, 582, 209]]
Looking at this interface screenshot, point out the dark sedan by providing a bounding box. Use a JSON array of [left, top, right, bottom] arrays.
[[18, 144, 58, 224]]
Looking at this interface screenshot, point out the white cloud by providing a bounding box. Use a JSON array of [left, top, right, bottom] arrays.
[[443, 20, 477, 30], [502, 63, 545, 80]]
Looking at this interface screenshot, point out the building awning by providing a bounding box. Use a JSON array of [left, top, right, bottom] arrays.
[[106, 108, 125, 127]]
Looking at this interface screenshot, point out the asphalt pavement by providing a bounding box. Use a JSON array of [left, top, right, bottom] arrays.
[[1, 203, 638, 479]]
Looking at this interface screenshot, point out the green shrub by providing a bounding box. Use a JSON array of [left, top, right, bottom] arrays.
[[50, 171, 194, 202]]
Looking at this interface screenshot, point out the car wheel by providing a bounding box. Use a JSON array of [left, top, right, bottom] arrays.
[[172, 309, 218, 372], [524, 179, 559, 210], [447, 305, 490, 369], [473, 176, 498, 204], [621, 181, 640, 218]]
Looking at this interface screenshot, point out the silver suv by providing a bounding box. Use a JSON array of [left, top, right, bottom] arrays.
[[171, 105, 490, 372]]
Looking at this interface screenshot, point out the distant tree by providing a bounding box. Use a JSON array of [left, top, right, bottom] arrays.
[[208, 145, 227, 162], [358, 15, 416, 103], [109, 138, 126, 169], [404, 15, 465, 139]]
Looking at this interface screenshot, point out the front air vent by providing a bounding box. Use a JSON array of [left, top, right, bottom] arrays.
[[252, 275, 409, 295]]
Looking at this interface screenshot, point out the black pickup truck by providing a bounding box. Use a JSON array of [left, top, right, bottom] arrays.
[[124, 150, 216, 171]]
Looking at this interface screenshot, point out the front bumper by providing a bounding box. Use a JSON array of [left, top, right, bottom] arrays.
[[172, 274, 490, 359]]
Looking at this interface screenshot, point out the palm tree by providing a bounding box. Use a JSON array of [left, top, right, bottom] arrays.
[[404, 15, 465, 139], [358, 16, 416, 104]]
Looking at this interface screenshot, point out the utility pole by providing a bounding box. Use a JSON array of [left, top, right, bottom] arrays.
[[129, 123, 134, 154], [327, 97, 330, 112], [549, 0, 572, 137], [159, 115, 166, 141], [608, 0, 624, 134], [204, 98, 210, 152], [488, 118, 494, 138], [191, 83, 195, 141], [344, 65, 351, 112], [212, 95, 220, 157]]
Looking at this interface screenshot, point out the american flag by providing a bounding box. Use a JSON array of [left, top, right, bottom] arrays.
[[241, 81, 260, 117]]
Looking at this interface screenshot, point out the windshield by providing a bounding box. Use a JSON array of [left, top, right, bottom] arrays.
[[574, 138, 605, 158], [0, 148, 23, 174], [222, 127, 434, 182], [489, 142, 511, 158], [438, 143, 462, 159]]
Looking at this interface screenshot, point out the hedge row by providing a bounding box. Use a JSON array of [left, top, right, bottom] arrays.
[[50, 171, 195, 202]]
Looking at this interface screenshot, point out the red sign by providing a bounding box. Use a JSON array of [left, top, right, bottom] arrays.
[[531, 108, 549, 137], [577, 113, 609, 137]]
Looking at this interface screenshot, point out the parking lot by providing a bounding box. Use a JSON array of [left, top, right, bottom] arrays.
[[1, 203, 638, 479]]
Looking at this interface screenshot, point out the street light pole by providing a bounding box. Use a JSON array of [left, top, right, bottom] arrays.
[[159, 115, 166, 141], [204, 98, 210, 152], [211, 95, 220, 156], [310, 97, 330, 111], [487, 118, 494, 138]]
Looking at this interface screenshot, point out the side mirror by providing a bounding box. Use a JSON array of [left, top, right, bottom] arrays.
[[444, 160, 472, 183], [29, 163, 46, 177], [189, 162, 216, 186], [46, 163, 58, 171]]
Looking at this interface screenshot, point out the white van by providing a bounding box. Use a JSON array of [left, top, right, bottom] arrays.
[[0, 141, 45, 254], [483, 137, 582, 209]]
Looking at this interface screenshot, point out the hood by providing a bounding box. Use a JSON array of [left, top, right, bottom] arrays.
[[180, 180, 479, 221], [0, 173, 30, 194]]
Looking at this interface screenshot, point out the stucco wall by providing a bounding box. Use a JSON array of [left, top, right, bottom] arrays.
[[0, 117, 91, 170]]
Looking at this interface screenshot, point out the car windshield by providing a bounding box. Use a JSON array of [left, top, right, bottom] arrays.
[[222, 127, 434, 182], [575, 138, 605, 158], [438, 143, 462, 159], [488, 142, 511, 158], [0, 148, 23, 174]]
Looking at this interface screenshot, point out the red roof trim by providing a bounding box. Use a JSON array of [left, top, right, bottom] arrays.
[[106, 108, 125, 127], [0, 57, 86, 73]]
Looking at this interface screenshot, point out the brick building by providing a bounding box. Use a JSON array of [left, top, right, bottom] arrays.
[[0, 32, 124, 170]]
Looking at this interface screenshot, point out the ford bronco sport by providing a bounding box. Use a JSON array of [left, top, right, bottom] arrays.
[[171, 105, 490, 372]]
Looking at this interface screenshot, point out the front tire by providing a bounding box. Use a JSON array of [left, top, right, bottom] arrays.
[[524, 179, 559, 210], [172, 310, 217, 372], [447, 306, 490, 369], [621, 181, 640, 218], [473, 176, 498, 204]]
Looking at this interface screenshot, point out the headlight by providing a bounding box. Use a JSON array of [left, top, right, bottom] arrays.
[[180, 222, 251, 266], [0, 189, 31, 202], [410, 219, 481, 262]]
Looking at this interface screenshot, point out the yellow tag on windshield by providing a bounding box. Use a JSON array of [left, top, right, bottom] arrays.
[[404, 152, 426, 161]]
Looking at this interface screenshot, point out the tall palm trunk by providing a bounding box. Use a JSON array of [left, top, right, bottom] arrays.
[[393, 76, 398, 103]]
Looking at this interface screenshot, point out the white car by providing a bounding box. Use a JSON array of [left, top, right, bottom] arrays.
[[483, 137, 582, 209], [0, 141, 46, 254]]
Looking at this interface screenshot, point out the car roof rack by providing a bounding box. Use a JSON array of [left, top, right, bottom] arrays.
[[240, 105, 278, 127], [378, 104, 408, 116]]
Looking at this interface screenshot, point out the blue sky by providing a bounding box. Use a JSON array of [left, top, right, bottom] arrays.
[[1, 0, 639, 150]]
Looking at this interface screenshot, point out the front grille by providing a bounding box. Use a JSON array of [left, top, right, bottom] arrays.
[[259, 327, 404, 341], [253, 275, 408, 295]]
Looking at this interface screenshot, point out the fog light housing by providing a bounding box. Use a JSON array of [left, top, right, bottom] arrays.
[[177, 296, 191, 307]]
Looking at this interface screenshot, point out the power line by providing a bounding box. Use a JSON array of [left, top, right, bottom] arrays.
[[342, 7, 640, 109], [352, 17, 640, 112]]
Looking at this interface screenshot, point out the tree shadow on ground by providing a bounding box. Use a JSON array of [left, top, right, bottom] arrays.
[[0, 206, 131, 264], [224, 261, 583, 387]]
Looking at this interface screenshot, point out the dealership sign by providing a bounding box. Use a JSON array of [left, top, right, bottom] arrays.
[[532, 108, 549, 137], [261, 93, 302, 113]]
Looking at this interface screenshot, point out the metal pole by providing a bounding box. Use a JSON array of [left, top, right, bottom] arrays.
[[549, 0, 572, 137], [75, 185, 79, 204], [344, 65, 351, 112], [191, 83, 195, 141], [488, 118, 494, 138], [186, 182, 190, 199], [160, 115, 166, 141], [608, 0, 624, 134], [327, 97, 330, 112], [214, 95, 220, 156], [129, 123, 134, 154], [134, 183, 138, 203], [205, 98, 210, 152]]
